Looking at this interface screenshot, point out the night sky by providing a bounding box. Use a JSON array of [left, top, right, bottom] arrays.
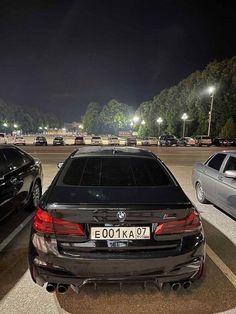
[[0, 0, 235, 121]]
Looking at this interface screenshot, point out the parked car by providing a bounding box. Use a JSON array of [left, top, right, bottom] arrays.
[[0, 133, 8, 144], [53, 136, 65, 146], [212, 138, 227, 146], [126, 136, 137, 146], [119, 137, 127, 146], [108, 136, 119, 145], [192, 151, 236, 218], [159, 134, 178, 146], [142, 137, 158, 146], [74, 136, 85, 145], [34, 136, 48, 146], [227, 139, 236, 146], [194, 135, 212, 147], [0, 145, 42, 221], [178, 137, 195, 147], [91, 136, 102, 145], [29, 147, 205, 294], [14, 136, 26, 146]]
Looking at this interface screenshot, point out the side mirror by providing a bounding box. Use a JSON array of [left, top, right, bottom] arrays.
[[57, 162, 64, 169], [224, 170, 236, 179]]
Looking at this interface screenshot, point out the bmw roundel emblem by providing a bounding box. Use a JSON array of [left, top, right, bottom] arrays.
[[117, 211, 126, 222]]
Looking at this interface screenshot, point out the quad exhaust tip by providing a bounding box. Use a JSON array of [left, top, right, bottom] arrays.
[[182, 281, 192, 289], [46, 283, 57, 293], [46, 283, 68, 293], [57, 284, 68, 294], [171, 282, 181, 291]]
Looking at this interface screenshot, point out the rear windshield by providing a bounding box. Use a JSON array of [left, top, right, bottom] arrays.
[[36, 137, 45, 140], [76, 137, 83, 140], [54, 137, 62, 140], [92, 137, 101, 139], [60, 157, 172, 187], [202, 136, 211, 139]]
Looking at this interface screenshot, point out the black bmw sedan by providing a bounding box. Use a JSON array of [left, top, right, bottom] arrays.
[[0, 145, 42, 221], [28, 147, 205, 294]]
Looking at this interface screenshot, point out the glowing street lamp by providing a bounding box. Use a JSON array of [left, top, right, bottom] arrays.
[[141, 120, 145, 125], [130, 121, 134, 128], [181, 113, 188, 137], [156, 117, 163, 136], [133, 116, 139, 123], [3, 122, 8, 128], [13, 124, 18, 128], [207, 86, 216, 137], [44, 126, 48, 130]]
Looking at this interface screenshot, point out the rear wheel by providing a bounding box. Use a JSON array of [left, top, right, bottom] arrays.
[[196, 182, 208, 204], [27, 181, 42, 211]]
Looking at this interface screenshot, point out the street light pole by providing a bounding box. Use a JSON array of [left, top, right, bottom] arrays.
[[156, 117, 163, 136], [207, 91, 214, 137], [181, 113, 188, 137]]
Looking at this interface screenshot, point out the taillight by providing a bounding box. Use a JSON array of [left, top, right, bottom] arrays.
[[155, 210, 202, 235], [33, 208, 85, 236]]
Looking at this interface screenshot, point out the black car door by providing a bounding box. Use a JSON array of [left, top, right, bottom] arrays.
[[0, 148, 33, 220]]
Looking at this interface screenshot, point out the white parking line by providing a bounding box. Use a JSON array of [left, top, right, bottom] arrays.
[[207, 244, 236, 288], [0, 212, 34, 252]]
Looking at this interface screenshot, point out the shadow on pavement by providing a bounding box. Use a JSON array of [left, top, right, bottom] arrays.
[[0, 227, 30, 301]]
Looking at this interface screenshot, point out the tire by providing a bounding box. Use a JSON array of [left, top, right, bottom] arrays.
[[195, 182, 208, 204], [27, 181, 42, 211]]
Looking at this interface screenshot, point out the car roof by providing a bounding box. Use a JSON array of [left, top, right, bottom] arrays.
[[72, 146, 156, 158]]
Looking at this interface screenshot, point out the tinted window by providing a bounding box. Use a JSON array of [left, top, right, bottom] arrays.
[[62, 157, 171, 186], [3, 148, 26, 170], [208, 153, 226, 171], [0, 151, 8, 176], [224, 156, 236, 172]]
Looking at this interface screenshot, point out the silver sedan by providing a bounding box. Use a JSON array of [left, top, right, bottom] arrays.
[[192, 151, 236, 218]]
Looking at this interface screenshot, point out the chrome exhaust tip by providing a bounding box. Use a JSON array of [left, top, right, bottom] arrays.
[[57, 284, 68, 294], [171, 282, 181, 291], [46, 283, 57, 293], [182, 281, 192, 289]]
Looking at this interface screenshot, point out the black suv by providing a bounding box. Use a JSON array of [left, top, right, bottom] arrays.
[[53, 136, 65, 146], [29, 147, 205, 294], [159, 134, 178, 146], [0, 145, 42, 221], [34, 136, 48, 146]]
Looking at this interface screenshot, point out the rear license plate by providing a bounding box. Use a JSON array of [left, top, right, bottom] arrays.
[[90, 227, 150, 240]]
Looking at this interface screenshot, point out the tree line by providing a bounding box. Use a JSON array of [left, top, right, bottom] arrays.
[[0, 99, 61, 133], [82, 56, 236, 138], [137, 56, 236, 138]]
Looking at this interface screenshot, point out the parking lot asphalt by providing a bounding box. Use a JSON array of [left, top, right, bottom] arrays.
[[0, 146, 235, 314]]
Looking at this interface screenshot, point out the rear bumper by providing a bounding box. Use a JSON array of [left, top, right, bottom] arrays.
[[30, 243, 205, 287]]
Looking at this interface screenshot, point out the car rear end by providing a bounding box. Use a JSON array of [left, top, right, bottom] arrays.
[[91, 136, 102, 145], [74, 136, 84, 145], [127, 137, 137, 146], [0, 133, 7, 144], [201, 136, 212, 146], [53, 137, 64, 146], [14, 136, 26, 145], [109, 137, 119, 145], [29, 149, 205, 293]]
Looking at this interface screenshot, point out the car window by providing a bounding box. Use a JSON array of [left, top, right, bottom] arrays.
[[3, 148, 27, 170], [61, 157, 172, 186], [224, 156, 236, 172], [0, 151, 8, 176], [207, 153, 226, 171]]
